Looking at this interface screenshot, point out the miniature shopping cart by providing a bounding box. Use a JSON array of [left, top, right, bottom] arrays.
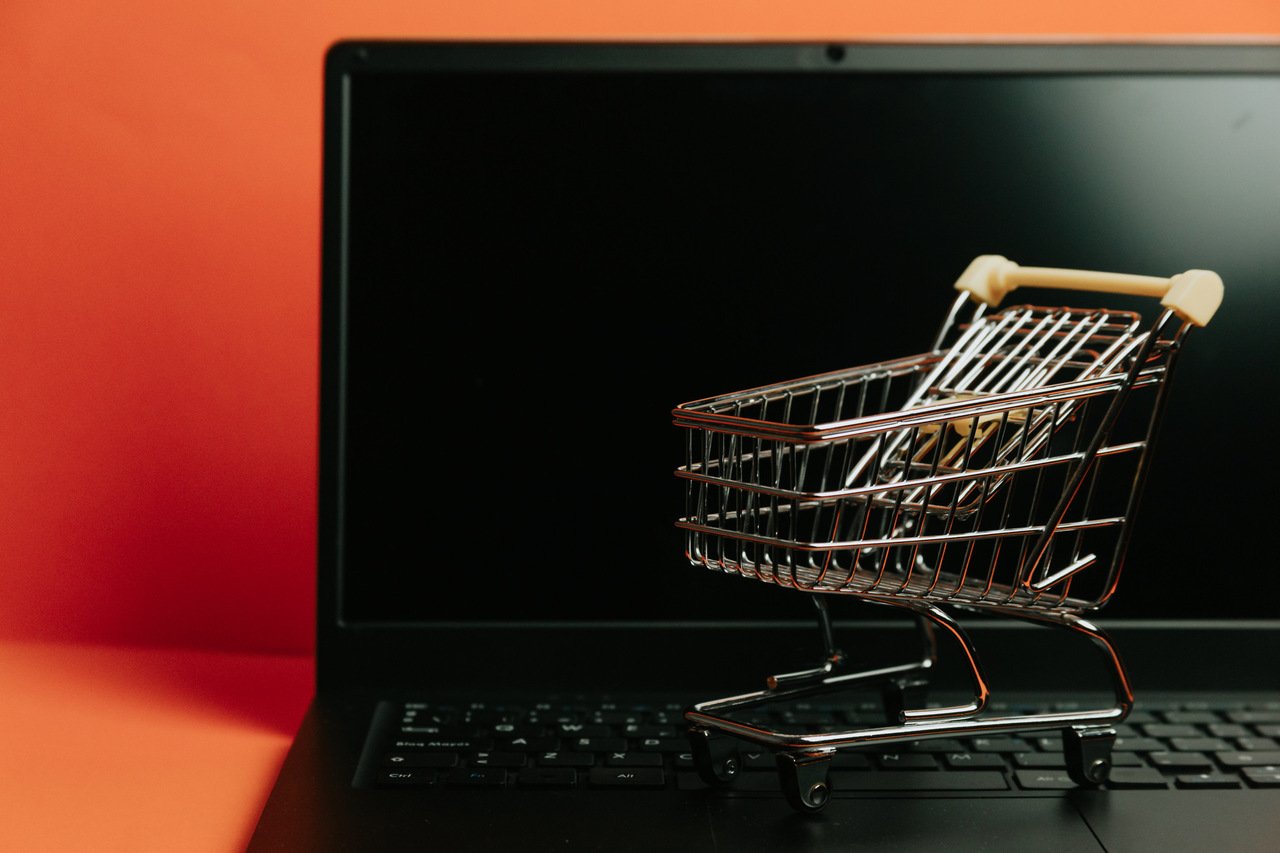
[[674, 255, 1223, 812]]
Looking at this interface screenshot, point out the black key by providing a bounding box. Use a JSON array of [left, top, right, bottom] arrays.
[[1226, 711, 1280, 725], [1175, 773, 1241, 789], [555, 723, 613, 738], [1215, 751, 1280, 767], [1013, 752, 1066, 769], [876, 752, 937, 770], [833, 771, 1007, 792], [470, 751, 526, 768], [1169, 737, 1231, 753], [638, 738, 689, 753], [1111, 753, 1146, 768], [1106, 767, 1168, 789], [906, 739, 967, 754], [970, 737, 1031, 753], [591, 711, 643, 725], [517, 767, 577, 788], [944, 752, 1006, 770], [742, 751, 774, 770], [397, 738, 492, 753], [1014, 770, 1078, 790], [1241, 767, 1280, 788], [1255, 724, 1280, 738], [538, 751, 595, 768], [622, 724, 676, 739], [383, 752, 458, 768], [588, 767, 666, 789], [1113, 737, 1164, 753], [1142, 724, 1200, 739], [1236, 737, 1279, 751], [488, 724, 544, 739], [378, 769, 436, 787], [498, 736, 559, 752], [1162, 711, 1220, 725], [446, 768, 507, 788], [606, 752, 663, 767], [1148, 752, 1214, 772], [569, 737, 628, 754], [1207, 723, 1250, 739], [398, 725, 473, 738], [1125, 710, 1158, 724]]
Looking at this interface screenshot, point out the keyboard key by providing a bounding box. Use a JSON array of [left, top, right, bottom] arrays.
[[1013, 753, 1066, 769], [470, 752, 526, 768], [944, 752, 1006, 770], [742, 751, 774, 770], [1226, 711, 1280, 725], [906, 739, 966, 754], [1255, 724, 1280, 738], [378, 769, 436, 787], [605, 752, 663, 768], [538, 751, 595, 768], [622, 724, 676, 739], [516, 767, 577, 788], [398, 738, 492, 753], [1014, 770, 1078, 790], [970, 737, 1031, 753], [588, 767, 666, 789], [1207, 723, 1250, 739], [1113, 737, 1164, 753], [445, 768, 507, 788], [1169, 737, 1231, 753], [1235, 737, 1279, 752], [638, 738, 689, 753], [1241, 767, 1280, 788], [1148, 752, 1214, 772], [383, 752, 458, 768], [1106, 768, 1168, 789], [876, 752, 938, 770], [833, 771, 1008, 792], [569, 737, 628, 754], [498, 736, 559, 752], [1175, 773, 1241, 789], [1162, 711, 1220, 725], [1142, 724, 1200, 739], [555, 723, 613, 738], [1111, 753, 1146, 767], [1215, 751, 1280, 767]]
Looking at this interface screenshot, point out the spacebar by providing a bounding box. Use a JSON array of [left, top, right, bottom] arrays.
[[831, 771, 1008, 792]]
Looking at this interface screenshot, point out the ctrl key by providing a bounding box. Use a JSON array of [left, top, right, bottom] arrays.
[[378, 769, 436, 787]]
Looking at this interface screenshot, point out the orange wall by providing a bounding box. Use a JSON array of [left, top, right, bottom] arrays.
[[2, 2, 1278, 654]]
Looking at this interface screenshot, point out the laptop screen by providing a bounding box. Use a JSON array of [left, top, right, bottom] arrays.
[[328, 45, 1280, 627]]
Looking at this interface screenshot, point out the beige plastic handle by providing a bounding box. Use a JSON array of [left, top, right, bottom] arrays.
[[954, 255, 1224, 327]]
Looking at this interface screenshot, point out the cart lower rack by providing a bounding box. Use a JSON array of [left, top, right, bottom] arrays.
[[674, 256, 1223, 812]]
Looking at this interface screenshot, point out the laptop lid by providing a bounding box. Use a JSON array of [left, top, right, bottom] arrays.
[[318, 41, 1280, 697]]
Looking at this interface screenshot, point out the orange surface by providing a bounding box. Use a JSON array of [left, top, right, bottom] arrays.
[[2, 3, 1279, 654], [0, 641, 312, 852]]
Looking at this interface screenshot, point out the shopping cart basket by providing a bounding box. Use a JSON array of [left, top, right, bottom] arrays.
[[674, 255, 1223, 812]]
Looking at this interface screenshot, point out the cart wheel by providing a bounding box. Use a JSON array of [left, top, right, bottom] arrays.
[[1062, 726, 1116, 786], [776, 751, 834, 814], [881, 677, 929, 724], [688, 727, 741, 786]]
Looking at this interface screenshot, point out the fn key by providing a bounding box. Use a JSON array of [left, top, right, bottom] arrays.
[[588, 767, 666, 789]]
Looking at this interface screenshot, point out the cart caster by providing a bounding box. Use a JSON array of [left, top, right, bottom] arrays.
[[688, 727, 741, 786], [776, 751, 834, 814], [881, 677, 929, 723], [1063, 726, 1116, 786]]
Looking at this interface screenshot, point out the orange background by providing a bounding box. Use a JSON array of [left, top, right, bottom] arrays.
[[3, 2, 1280, 658]]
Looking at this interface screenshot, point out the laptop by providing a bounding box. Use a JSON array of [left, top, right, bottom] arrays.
[[250, 41, 1280, 851]]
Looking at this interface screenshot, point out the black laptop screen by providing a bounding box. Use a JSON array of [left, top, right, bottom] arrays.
[[333, 50, 1280, 625]]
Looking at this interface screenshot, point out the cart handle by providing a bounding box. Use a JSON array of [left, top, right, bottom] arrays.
[[954, 255, 1224, 327]]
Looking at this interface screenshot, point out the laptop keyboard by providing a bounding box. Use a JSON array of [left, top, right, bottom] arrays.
[[364, 697, 1280, 794]]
